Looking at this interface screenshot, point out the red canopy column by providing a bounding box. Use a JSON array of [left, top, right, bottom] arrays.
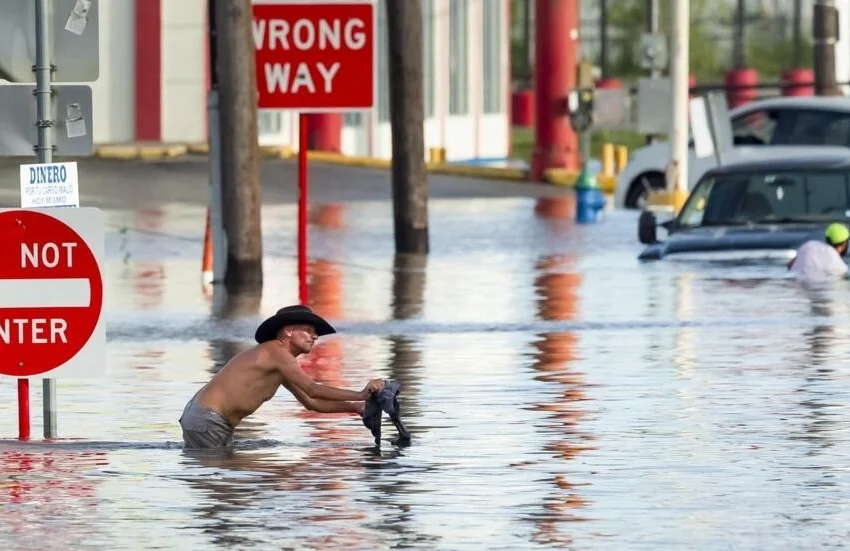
[[531, 0, 580, 181], [306, 114, 343, 152]]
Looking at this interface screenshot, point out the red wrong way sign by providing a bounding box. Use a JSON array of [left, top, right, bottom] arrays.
[[0, 208, 105, 378], [252, 1, 375, 110]]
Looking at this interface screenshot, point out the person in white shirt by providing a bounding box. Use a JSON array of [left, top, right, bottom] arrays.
[[788, 222, 850, 280]]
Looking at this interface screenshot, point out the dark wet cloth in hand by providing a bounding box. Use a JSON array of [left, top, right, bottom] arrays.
[[361, 380, 411, 447]]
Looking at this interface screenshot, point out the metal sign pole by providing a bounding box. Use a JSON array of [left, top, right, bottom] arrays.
[[36, 0, 58, 439], [36, 0, 54, 166], [208, 0, 226, 286]]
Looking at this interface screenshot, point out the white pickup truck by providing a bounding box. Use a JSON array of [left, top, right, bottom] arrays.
[[613, 96, 850, 210]]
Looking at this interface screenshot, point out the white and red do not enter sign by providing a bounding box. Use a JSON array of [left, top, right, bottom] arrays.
[[0, 207, 105, 378], [253, 1, 375, 110]]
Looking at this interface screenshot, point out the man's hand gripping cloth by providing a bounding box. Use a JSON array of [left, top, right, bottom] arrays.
[[361, 380, 411, 447]]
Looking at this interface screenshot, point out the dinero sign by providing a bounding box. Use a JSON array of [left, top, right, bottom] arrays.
[[252, 1, 375, 110]]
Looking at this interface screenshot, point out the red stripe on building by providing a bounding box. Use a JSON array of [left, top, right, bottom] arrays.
[[135, 0, 162, 142]]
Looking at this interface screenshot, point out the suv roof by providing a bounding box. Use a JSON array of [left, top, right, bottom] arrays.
[[705, 148, 850, 176], [730, 95, 850, 116]]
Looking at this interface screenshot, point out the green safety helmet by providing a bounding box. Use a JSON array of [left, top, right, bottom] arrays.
[[825, 222, 850, 246]]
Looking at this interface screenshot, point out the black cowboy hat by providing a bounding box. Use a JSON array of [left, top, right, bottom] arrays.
[[254, 305, 336, 343]]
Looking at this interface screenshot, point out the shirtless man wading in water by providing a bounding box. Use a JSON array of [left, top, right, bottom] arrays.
[[179, 305, 385, 449]]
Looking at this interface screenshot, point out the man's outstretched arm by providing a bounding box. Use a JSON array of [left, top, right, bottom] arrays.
[[284, 382, 364, 415], [275, 352, 384, 402]]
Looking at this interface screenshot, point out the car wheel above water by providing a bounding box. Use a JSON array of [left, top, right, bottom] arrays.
[[626, 172, 666, 209]]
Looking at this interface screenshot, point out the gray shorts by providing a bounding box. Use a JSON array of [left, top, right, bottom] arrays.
[[179, 394, 235, 450]]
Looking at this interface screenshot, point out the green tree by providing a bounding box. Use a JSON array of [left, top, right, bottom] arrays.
[[509, 0, 814, 86], [743, 22, 813, 80], [607, 0, 728, 81], [510, 0, 532, 86]]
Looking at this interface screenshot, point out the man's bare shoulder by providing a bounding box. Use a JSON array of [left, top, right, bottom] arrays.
[[260, 341, 298, 369], [219, 344, 274, 371]]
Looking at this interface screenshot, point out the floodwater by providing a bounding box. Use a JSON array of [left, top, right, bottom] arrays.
[[3, 192, 850, 550]]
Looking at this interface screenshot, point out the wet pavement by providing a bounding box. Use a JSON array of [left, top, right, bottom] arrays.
[[2, 158, 850, 549]]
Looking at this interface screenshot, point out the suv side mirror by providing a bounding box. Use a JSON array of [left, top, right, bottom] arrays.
[[638, 210, 658, 244], [659, 218, 678, 231]]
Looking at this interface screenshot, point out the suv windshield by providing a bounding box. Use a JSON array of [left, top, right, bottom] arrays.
[[678, 169, 850, 228]]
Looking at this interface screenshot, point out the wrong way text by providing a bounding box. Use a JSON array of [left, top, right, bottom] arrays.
[[253, 16, 368, 96]]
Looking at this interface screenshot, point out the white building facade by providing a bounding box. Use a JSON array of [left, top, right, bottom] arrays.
[[61, 0, 511, 163]]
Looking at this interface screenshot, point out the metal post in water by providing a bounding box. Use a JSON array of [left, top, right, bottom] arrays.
[[35, 0, 58, 439], [297, 113, 309, 305], [208, 89, 226, 284], [208, 0, 227, 285]]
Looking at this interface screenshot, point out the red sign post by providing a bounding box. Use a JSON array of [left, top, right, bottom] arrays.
[[252, 2, 375, 304]]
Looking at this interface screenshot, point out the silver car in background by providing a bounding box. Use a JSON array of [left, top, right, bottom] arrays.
[[614, 96, 850, 209]]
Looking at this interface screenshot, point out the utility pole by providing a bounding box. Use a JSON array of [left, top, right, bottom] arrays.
[[793, 0, 802, 67], [215, 0, 263, 291], [385, 0, 429, 254], [667, 0, 690, 212], [646, 0, 660, 79], [733, 0, 745, 69], [645, 0, 661, 145], [599, 0, 609, 79], [813, 0, 840, 96]]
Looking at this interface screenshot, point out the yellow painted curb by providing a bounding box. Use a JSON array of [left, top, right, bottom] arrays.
[[260, 145, 294, 158], [597, 174, 616, 194], [184, 143, 291, 157], [136, 146, 160, 160], [543, 168, 578, 187], [303, 152, 530, 182], [646, 189, 689, 212], [306, 151, 392, 169], [166, 144, 188, 157], [426, 163, 528, 181], [646, 190, 676, 208], [542, 169, 615, 192], [94, 144, 140, 160], [187, 143, 209, 155], [94, 143, 188, 160], [138, 144, 188, 159]]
